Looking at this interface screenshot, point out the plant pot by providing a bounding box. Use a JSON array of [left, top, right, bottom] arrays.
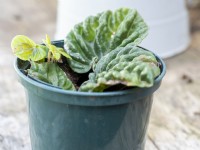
[[14, 40, 166, 150], [55, 0, 190, 58]]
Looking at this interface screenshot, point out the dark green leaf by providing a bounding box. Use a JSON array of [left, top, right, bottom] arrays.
[[79, 46, 160, 92], [28, 62, 76, 90], [65, 8, 148, 73]]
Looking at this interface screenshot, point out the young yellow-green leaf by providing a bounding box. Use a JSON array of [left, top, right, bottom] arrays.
[[45, 34, 51, 45], [28, 62, 76, 90], [11, 35, 48, 61], [49, 45, 62, 60], [29, 45, 48, 61], [57, 48, 72, 59], [43, 34, 71, 60], [43, 34, 52, 48], [11, 35, 36, 60]]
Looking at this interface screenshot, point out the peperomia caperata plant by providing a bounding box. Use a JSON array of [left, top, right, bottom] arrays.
[[11, 8, 161, 92]]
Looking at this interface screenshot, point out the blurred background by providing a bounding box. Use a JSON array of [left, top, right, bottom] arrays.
[[0, 0, 200, 149]]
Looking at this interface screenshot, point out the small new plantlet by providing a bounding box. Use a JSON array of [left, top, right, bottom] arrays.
[[11, 8, 161, 92], [43, 35, 71, 62], [11, 35, 76, 90]]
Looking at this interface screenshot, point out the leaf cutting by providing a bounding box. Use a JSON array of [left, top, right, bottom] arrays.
[[11, 8, 161, 92]]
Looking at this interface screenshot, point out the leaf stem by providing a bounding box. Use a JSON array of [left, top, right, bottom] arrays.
[[48, 51, 52, 62]]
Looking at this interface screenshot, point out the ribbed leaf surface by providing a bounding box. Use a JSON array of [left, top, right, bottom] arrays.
[[28, 62, 76, 90], [65, 8, 148, 73], [79, 46, 160, 92]]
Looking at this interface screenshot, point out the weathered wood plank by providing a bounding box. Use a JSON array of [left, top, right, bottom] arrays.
[[146, 8, 200, 149]]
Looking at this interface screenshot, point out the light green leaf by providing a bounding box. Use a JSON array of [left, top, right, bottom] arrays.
[[49, 45, 62, 60], [45, 34, 51, 45], [29, 45, 48, 61], [11, 35, 48, 61], [79, 46, 160, 92], [28, 62, 76, 90], [65, 8, 148, 73], [43, 34, 71, 60], [11, 35, 36, 60], [57, 48, 72, 59]]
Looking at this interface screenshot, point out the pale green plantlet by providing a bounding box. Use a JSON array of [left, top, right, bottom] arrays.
[[43, 35, 71, 62], [11, 35, 75, 91], [11, 35, 71, 62]]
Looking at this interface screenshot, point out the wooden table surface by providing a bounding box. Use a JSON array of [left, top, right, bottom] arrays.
[[0, 0, 200, 149]]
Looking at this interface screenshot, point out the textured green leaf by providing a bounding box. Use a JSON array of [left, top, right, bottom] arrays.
[[65, 8, 148, 73], [28, 62, 76, 90], [79, 46, 160, 92], [94, 45, 158, 73]]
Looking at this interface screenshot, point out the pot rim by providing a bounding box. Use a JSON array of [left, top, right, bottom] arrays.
[[14, 45, 166, 97]]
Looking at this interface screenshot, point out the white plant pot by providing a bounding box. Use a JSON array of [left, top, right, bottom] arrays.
[[55, 0, 190, 58]]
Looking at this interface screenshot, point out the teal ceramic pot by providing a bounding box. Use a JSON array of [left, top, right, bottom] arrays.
[[14, 41, 166, 150]]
